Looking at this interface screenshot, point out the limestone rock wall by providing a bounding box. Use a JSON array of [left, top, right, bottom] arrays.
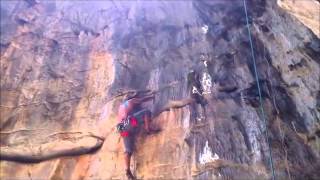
[[1, 0, 319, 179], [277, 0, 320, 38]]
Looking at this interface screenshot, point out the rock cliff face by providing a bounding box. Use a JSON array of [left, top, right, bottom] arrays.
[[0, 0, 319, 179], [277, 0, 320, 38]]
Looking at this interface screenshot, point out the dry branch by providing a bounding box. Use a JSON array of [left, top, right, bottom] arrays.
[[0, 129, 49, 135], [106, 80, 180, 102], [0, 132, 105, 163]]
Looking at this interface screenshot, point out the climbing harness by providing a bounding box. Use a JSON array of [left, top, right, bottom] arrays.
[[116, 116, 138, 137], [243, 0, 276, 179]]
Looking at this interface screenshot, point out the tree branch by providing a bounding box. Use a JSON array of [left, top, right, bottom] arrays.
[[106, 81, 180, 103], [0, 132, 105, 163]]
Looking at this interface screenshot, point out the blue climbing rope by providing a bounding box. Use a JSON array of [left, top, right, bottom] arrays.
[[242, 0, 276, 180]]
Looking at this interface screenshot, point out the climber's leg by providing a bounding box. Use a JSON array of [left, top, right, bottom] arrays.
[[123, 136, 135, 179], [124, 152, 131, 171], [124, 153, 135, 179]]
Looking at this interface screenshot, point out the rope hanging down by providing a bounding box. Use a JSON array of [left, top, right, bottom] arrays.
[[242, 0, 276, 180]]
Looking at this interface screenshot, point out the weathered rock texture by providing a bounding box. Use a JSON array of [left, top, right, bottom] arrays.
[[1, 0, 319, 179], [277, 0, 320, 38]]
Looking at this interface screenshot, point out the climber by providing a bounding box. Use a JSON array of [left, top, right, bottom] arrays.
[[187, 69, 207, 120], [116, 91, 160, 180]]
